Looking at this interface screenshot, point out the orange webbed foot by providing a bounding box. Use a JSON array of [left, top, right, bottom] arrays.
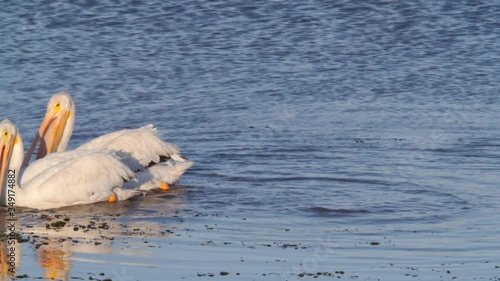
[[159, 182, 170, 191], [107, 192, 117, 203]]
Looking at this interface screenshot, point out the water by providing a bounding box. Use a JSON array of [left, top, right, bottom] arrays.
[[1, 0, 499, 280]]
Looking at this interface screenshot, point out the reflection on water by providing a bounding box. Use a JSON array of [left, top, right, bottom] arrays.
[[0, 242, 18, 280], [0, 188, 186, 280], [37, 239, 71, 280], [0, 214, 20, 280]]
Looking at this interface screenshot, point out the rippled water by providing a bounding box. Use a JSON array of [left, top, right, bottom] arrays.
[[1, 1, 499, 280]]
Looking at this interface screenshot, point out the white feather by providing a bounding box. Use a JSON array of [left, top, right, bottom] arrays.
[[0, 119, 139, 210], [26, 94, 192, 193], [18, 150, 137, 209], [124, 161, 194, 191], [75, 124, 186, 167]]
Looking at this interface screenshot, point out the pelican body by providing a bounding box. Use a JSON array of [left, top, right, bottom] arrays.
[[23, 93, 192, 190], [0, 119, 139, 210]]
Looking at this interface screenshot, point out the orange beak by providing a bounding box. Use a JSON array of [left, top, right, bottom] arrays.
[[0, 136, 15, 206], [22, 109, 71, 168]]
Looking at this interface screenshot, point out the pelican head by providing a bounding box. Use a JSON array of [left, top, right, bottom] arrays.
[[0, 119, 22, 206], [23, 92, 75, 167]]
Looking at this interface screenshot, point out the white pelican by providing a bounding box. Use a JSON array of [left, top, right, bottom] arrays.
[[23, 92, 192, 191], [0, 119, 139, 210]]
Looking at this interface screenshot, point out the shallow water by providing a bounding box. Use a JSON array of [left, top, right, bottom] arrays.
[[1, 1, 499, 280]]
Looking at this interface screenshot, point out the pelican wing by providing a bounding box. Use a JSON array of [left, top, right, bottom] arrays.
[[19, 150, 137, 209], [21, 150, 99, 185], [75, 124, 185, 167]]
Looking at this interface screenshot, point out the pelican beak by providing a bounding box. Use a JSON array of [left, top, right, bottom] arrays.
[[0, 134, 16, 206], [22, 108, 72, 167], [38, 108, 71, 158]]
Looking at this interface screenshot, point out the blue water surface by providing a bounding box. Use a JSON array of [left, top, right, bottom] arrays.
[[0, 1, 499, 280]]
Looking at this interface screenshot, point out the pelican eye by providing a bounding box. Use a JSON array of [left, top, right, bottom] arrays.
[[3, 131, 7, 137], [53, 102, 61, 113]]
